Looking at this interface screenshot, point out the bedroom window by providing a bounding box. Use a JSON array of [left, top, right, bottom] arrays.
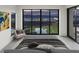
[[23, 9, 59, 35]]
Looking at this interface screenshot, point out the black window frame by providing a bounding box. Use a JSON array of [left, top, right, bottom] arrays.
[[22, 9, 59, 35]]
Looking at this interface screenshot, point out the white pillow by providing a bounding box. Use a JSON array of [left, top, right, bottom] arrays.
[[37, 44, 55, 49], [21, 47, 28, 49]]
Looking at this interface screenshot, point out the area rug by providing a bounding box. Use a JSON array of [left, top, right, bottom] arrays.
[[16, 39, 68, 49]]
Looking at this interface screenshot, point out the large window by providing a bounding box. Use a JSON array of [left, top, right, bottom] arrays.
[[23, 9, 59, 35]]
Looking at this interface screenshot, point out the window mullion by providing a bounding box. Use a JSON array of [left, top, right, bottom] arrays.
[[40, 9, 42, 35], [31, 9, 32, 34], [49, 9, 50, 35]]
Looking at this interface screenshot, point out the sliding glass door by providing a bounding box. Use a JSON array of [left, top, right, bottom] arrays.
[[50, 10, 59, 34], [68, 7, 76, 40], [67, 6, 79, 42], [23, 9, 59, 35], [32, 10, 40, 34], [23, 10, 31, 34], [41, 10, 49, 34], [76, 7, 79, 42]]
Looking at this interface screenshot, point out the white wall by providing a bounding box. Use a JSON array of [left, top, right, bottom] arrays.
[[59, 6, 67, 36], [16, 5, 67, 36], [0, 5, 16, 50]]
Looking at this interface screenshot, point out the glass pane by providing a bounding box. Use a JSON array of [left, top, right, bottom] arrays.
[[69, 8, 76, 39], [76, 9, 79, 41], [11, 13, 16, 35], [41, 10, 49, 34], [32, 10, 40, 34], [50, 10, 59, 34], [24, 10, 31, 34]]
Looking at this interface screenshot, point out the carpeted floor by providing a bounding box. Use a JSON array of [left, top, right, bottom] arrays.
[[16, 39, 68, 49]]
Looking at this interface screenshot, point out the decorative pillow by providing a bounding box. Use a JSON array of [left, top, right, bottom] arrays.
[[16, 30, 24, 34], [14, 30, 26, 40]]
